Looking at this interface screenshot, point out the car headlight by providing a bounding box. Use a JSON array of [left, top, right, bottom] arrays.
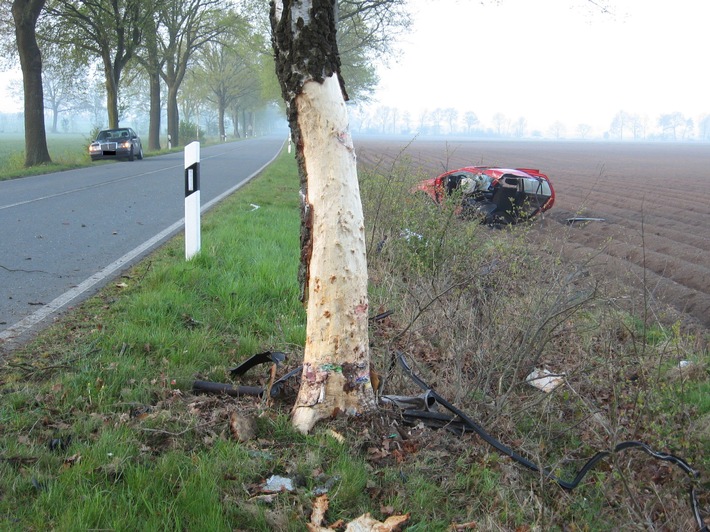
[[89, 144, 100, 152], [121, 141, 131, 148]]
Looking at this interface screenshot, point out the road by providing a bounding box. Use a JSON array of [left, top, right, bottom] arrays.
[[0, 134, 286, 348]]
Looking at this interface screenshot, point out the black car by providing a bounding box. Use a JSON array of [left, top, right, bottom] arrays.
[[89, 128, 144, 161]]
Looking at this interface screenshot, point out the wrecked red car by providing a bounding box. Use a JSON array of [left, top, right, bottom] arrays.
[[414, 166, 555, 224]]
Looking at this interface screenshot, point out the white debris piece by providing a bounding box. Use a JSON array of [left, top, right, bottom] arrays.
[[526, 368, 565, 393], [261, 475, 294, 493]]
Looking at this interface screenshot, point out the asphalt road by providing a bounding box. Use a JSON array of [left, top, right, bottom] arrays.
[[0, 134, 286, 349]]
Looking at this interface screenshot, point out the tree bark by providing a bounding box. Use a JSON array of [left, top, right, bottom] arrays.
[[166, 86, 180, 146], [104, 63, 120, 129], [271, 0, 376, 434], [148, 70, 162, 150], [12, 0, 52, 167], [218, 98, 226, 139]]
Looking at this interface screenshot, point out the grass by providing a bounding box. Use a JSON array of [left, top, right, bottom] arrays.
[[0, 132, 227, 181], [1, 145, 708, 530]]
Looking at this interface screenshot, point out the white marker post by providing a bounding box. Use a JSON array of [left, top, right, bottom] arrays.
[[184, 141, 201, 260]]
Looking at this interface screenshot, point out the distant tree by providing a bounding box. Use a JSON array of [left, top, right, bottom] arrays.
[[442, 107, 457, 135], [374, 105, 391, 134], [390, 107, 399, 134], [549, 120, 566, 139], [401, 109, 411, 134], [698, 114, 710, 140], [12, 0, 51, 166], [492, 112, 507, 136], [628, 113, 646, 140], [463, 111, 478, 133], [658, 112, 686, 140], [41, 43, 88, 133], [576, 123, 592, 139], [512, 116, 527, 138], [155, 0, 228, 146], [417, 108, 428, 133], [609, 110, 630, 140], [194, 17, 264, 140], [681, 117, 694, 140], [44, 0, 155, 129], [429, 108, 444, 135]]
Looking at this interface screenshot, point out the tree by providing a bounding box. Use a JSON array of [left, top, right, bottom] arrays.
[[442, 107, 457, 135], [698, 114, 710, 141], [576, 123, 592, 139], [44, 0, 154, 129], [549, 120, 566, 139], [271, 0, 377, 433], [12, 0, 51, 166], [338, 1, 409, 100], [492, 112, 507, 136], [463, 111, 478, 134], [136, 10, 163, 150], [41, 42, 88, 133], [609, 110, 629, 140], [195, 18, 266, 140], [429, 108, 444, 135], [657, 111, 685, 140], [156, 0, 228, 146]]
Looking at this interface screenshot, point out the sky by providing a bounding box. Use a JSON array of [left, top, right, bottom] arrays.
[[1, 0, 707, 137], [369, 0, 709, 135]]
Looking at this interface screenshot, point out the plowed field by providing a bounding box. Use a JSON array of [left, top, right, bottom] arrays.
[[355, 137, 710, 329]]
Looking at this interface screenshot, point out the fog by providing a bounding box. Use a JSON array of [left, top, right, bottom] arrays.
[[364, 0, 709, 140]]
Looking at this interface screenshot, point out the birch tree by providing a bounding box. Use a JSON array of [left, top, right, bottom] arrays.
[[270, 0, 376, 433]]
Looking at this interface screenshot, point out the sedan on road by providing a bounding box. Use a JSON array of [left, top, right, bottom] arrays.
[[89, 128, 144, 162]]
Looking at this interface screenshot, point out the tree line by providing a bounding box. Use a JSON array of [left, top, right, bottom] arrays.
[[1, 0, 409, 167]]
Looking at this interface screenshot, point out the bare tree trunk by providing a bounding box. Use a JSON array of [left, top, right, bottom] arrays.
[[12, 0, 52, 167], [148, 71, 162, 150], [271, 0, 376, 434], [218, 98, 226, 139], [104, 63, 119, 129], [167, 86, 179, 146]]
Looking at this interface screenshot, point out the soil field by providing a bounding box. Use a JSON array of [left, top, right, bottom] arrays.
[[354, 137, 710, 330]]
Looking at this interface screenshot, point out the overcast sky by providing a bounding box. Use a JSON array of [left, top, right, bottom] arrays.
[[369, 0, 708, 135], [1, 0, 706, 137]]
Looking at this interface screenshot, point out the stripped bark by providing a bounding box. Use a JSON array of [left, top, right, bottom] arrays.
[[270, 0, 376, 433]]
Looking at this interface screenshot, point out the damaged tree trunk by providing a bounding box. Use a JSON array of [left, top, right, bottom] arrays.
[[270, 0, 376, 433]]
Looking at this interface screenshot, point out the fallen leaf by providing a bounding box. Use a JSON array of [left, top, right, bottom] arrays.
[[327, 429, 345, 444], [310, 494, 329, 527]]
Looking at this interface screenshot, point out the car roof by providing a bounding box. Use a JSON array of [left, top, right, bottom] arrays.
[[440, 166, 543, 179]]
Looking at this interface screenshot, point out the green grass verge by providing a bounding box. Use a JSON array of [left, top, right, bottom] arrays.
[[0, 133, 232, 181]]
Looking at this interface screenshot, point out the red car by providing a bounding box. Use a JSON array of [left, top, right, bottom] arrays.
[[413, 166, 555, 224]]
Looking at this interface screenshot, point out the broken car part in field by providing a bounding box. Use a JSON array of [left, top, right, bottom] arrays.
[[414, 166, 555, 225], [565, 217, 606, 224], [229, 350, 286, 377], [525, 368, 565, 393], [395, 352, 708, 532]]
